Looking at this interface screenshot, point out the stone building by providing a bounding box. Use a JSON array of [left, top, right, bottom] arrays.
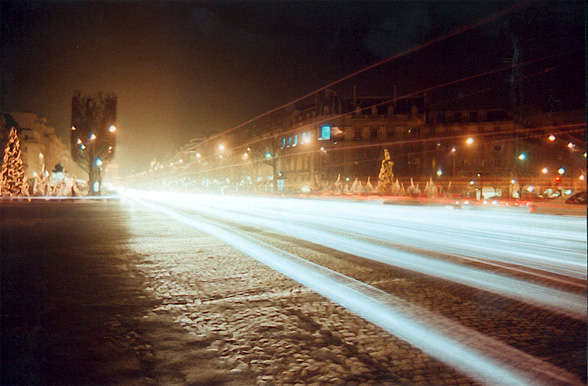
[[168, 90, 585, 197]]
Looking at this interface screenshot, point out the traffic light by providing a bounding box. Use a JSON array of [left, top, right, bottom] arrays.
[[555, 176, 562, 186]]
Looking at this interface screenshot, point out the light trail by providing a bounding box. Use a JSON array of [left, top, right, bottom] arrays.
[[207, 199, 586, 280], [130, 190, 586, 321], [128, 193, 584, 386]]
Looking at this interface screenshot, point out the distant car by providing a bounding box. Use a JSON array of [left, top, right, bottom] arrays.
[[528, 190, 587, 216]]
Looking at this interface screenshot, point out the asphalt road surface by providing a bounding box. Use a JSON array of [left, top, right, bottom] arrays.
[[1, 195, 586, 386]]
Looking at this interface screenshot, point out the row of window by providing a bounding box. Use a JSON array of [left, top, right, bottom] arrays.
[[281, 124, 504, 147]]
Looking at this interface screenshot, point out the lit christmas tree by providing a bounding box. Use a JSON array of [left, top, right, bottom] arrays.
[[1, 127, 30, 197], [377, 149, 394, 194]]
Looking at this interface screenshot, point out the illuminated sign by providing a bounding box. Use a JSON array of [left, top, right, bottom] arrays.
[[319, 125, 331, 140]]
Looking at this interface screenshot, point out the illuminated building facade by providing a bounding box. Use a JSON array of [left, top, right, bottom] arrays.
[[166, 90, 584, 196]]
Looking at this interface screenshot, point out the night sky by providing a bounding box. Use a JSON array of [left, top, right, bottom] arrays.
[[1, 1, 584, 174]]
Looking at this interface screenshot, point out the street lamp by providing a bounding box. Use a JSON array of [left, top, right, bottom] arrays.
[[450, 147, 457, 178]]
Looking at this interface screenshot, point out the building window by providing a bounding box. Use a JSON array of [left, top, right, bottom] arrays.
[[354, 128, 362, 140], [461, 113, 469, 123], [318, 125, 331, 140], [293, 134, 298, 147], [494, 126, 501, 132], [495, 157, 501, 167], [494, 145, 501, 151], [371, 128, 378, 139], [386, 128, 395, 139], [288, 137, 292, 147], [281, 138, 286, 149], [478, 126, 484, 132]]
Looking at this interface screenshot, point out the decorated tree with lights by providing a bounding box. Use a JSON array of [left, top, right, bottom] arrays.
[[377, 148, 394, 194], [1, 127, 30, 197], [70, 91, 117, 195]]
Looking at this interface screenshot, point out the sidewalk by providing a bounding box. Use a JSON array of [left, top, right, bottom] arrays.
[[0, 200, 244, 385]]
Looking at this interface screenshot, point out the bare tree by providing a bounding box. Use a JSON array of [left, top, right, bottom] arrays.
[[70, 91, 117, 195]]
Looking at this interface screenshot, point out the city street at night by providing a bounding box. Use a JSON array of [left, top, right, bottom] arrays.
[[1, 195, 585, 386]]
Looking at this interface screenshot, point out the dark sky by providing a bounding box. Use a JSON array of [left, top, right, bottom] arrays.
[[1, 1, 584, 174]]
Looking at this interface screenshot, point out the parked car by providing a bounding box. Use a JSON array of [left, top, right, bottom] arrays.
[[528, 190, 586, 216]]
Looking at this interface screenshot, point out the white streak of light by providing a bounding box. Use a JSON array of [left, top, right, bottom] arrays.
[[129, 195, 583, 386], [133, 191, 586, 320]]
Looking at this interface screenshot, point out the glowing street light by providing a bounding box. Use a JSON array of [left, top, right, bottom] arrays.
[[548, 134, 556, 142], [451, 147, 457, 153], [265, 152, 272, 159], [436, 169, 443, 177], [218, 144, 225, 152], [466, 137, 474, 145], [518, 152, 527, 161], [89, 133, 97, 141], [558, 167, 566, 175], [71, 126, 77, 131], [541, 167, 548, 174], [567, 141, 575, 150], [108, 125, 117, 133]]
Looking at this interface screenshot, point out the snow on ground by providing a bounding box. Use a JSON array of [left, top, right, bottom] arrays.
[[126, 204, 472, 386]]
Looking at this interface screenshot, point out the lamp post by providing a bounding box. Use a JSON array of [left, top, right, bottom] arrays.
[[319, 146, 327, 184], [451, 147, 457, 178]]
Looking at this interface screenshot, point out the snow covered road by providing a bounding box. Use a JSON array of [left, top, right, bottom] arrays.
[[126, 190, 587, 386]]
